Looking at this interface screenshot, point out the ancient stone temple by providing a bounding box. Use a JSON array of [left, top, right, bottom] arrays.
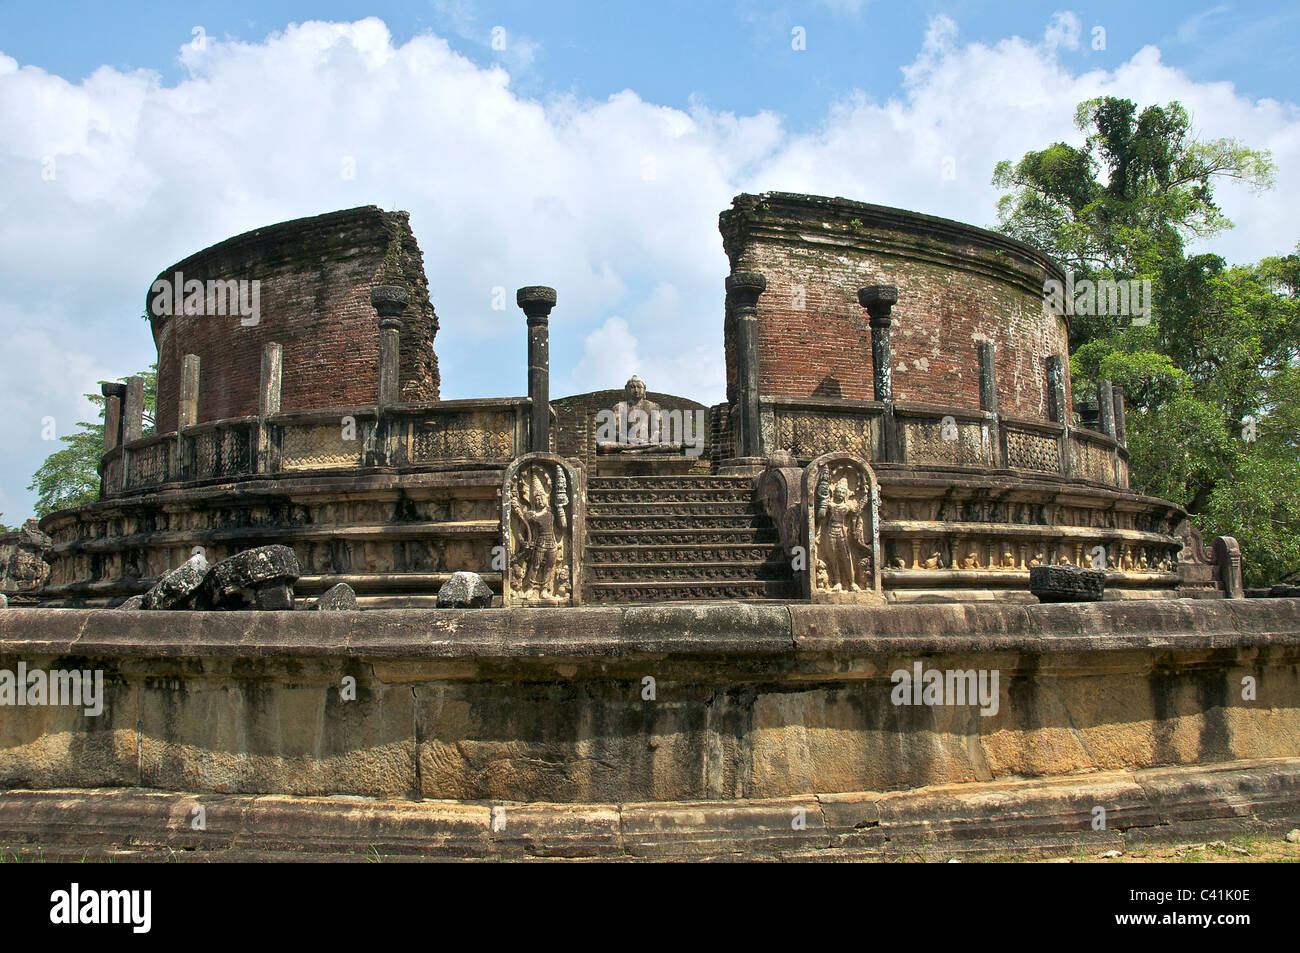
[[38, 194, 1225, 608], [3, 193, 1296, 861]]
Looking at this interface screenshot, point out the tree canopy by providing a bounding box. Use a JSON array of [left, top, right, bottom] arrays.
[[995, 97, 1297, 586], [26, 367, 156, 519]]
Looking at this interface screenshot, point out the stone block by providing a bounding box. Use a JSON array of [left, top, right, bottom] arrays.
[[315, 583, 358, 611], [1029, 564, 1105, 602], [436, 571, 493, 608], [142, 552, 210, 610], [199, 544, 301, 609]]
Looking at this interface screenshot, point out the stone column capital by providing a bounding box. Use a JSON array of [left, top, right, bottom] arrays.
[[517, 286, 557, 322], [858, 285, 898, 326], [370, 285, 409, 329], [725, 272, 766, 308]]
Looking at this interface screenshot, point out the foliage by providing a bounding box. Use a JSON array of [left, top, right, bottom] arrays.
[[26, 367, 157, 519], [995, 97, 1297, 586]]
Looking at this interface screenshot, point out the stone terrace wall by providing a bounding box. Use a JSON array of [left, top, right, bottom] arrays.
[[149, 206, 439, 433], [719, 192, 1072, 420]]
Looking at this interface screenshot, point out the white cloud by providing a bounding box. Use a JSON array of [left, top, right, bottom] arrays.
[[1043, 11, 1083, 51], [0, 13, 1296, 517]]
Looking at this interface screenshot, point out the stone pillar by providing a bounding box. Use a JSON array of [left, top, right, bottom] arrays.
[[101, 382, 126, 452], [726, 272, 766, 459], [1098, 379, 1116, 439], [123, 376, 145, 444], [370, 285, 408, 407], [1112, 384, 1128, 447], [858, 285, 899, 402], [978, 341, 1003, 467], [179, 354, 201, 429], [517, 286, 557, 454], [1046, 355, 1070, 478], [1046, 356, 1067, 424], [259, 343, 283, 415], [978, 342, 998, 413]]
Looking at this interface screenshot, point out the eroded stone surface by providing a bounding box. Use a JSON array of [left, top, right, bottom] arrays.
[[436, 571, 492, 608], [199, 544, 300, 609], [1030, 564, 1105, 602], [142, 552, 210, 610], [315, 583, 358, 611]]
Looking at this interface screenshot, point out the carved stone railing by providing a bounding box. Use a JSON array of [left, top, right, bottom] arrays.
[[894, 404, 996, 469], [100, 398, 532, 499], [761, 396, 883, 461], [754, 397, 1130, 489]]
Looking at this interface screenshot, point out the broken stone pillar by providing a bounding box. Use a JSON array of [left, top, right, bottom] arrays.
[[1048, 356, 1072, 422], [1098, 379, 1116, 438], [858, 285, 898, 403], [1046, 355, 1070, 478], [101, 382, 126, 452], [517, 286, 557, 454], [1112, 384, 1128, 447], [123, 375, 145, 444], [370, 285, 408, 407], [726, 272, 766, 459], [978, 341, 1002, 467], [259, 342, 283, 415], [978, 342, 998, 413], [179, 354, 201, 429]]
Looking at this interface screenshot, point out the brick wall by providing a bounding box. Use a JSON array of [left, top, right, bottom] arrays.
[[149, 206, 439, 434], [719, 193, 1072, 420]]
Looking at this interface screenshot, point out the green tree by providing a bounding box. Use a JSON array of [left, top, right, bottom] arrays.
[[994, 97, 1297, 586], [27, 367, 157, 519]]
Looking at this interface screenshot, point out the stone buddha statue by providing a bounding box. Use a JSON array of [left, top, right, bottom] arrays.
[[596, 375, 683, 454]]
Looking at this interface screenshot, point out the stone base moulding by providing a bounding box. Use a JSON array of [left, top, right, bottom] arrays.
[[1, 600, 1298, 807], [0, 759, 1297, 861]]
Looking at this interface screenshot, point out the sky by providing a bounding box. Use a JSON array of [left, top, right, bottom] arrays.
[[0, 1, 1297, 521]]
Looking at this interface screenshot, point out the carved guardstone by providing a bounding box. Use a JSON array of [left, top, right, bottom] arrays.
[[501, 453, 585, 606], [800, 452, 884, 604]]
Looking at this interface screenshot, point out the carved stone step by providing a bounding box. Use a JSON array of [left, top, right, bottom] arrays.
[[588, 501, 757, 518], [587, 543, 784, 564], [586, 514, 769, 531], [585, 579, 799, 603], [588, 476, 754, 489], [588, 561, 793, 582], [587, 528, 780, 546], [589, 487, 755, 504]]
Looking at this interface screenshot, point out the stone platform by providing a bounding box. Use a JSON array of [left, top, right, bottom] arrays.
[[2, 600, 1298, 819]]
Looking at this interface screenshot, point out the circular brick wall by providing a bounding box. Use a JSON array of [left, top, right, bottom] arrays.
[[720, 192, 1071, 420], [148, 206, 439, 434]]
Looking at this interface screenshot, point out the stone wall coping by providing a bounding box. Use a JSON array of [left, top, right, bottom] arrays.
[[39, 466, 505, 532], [179, 415, 261, 436], [120, 430, 178, 453], [891, 402, 995, 423], [999, 413, 1065, 436], [760, 395, 886, 413], [2, 600, 1297, 661]]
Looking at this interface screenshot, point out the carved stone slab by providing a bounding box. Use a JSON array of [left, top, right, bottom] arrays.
[[501, 453, 585, 606], [801, 452, 884, 604]]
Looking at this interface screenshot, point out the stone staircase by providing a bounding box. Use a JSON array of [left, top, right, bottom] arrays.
[[584, 475, 797, 603]]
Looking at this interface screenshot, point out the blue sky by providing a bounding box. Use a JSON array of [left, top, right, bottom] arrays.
[[1, 2, 1297, 522]]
